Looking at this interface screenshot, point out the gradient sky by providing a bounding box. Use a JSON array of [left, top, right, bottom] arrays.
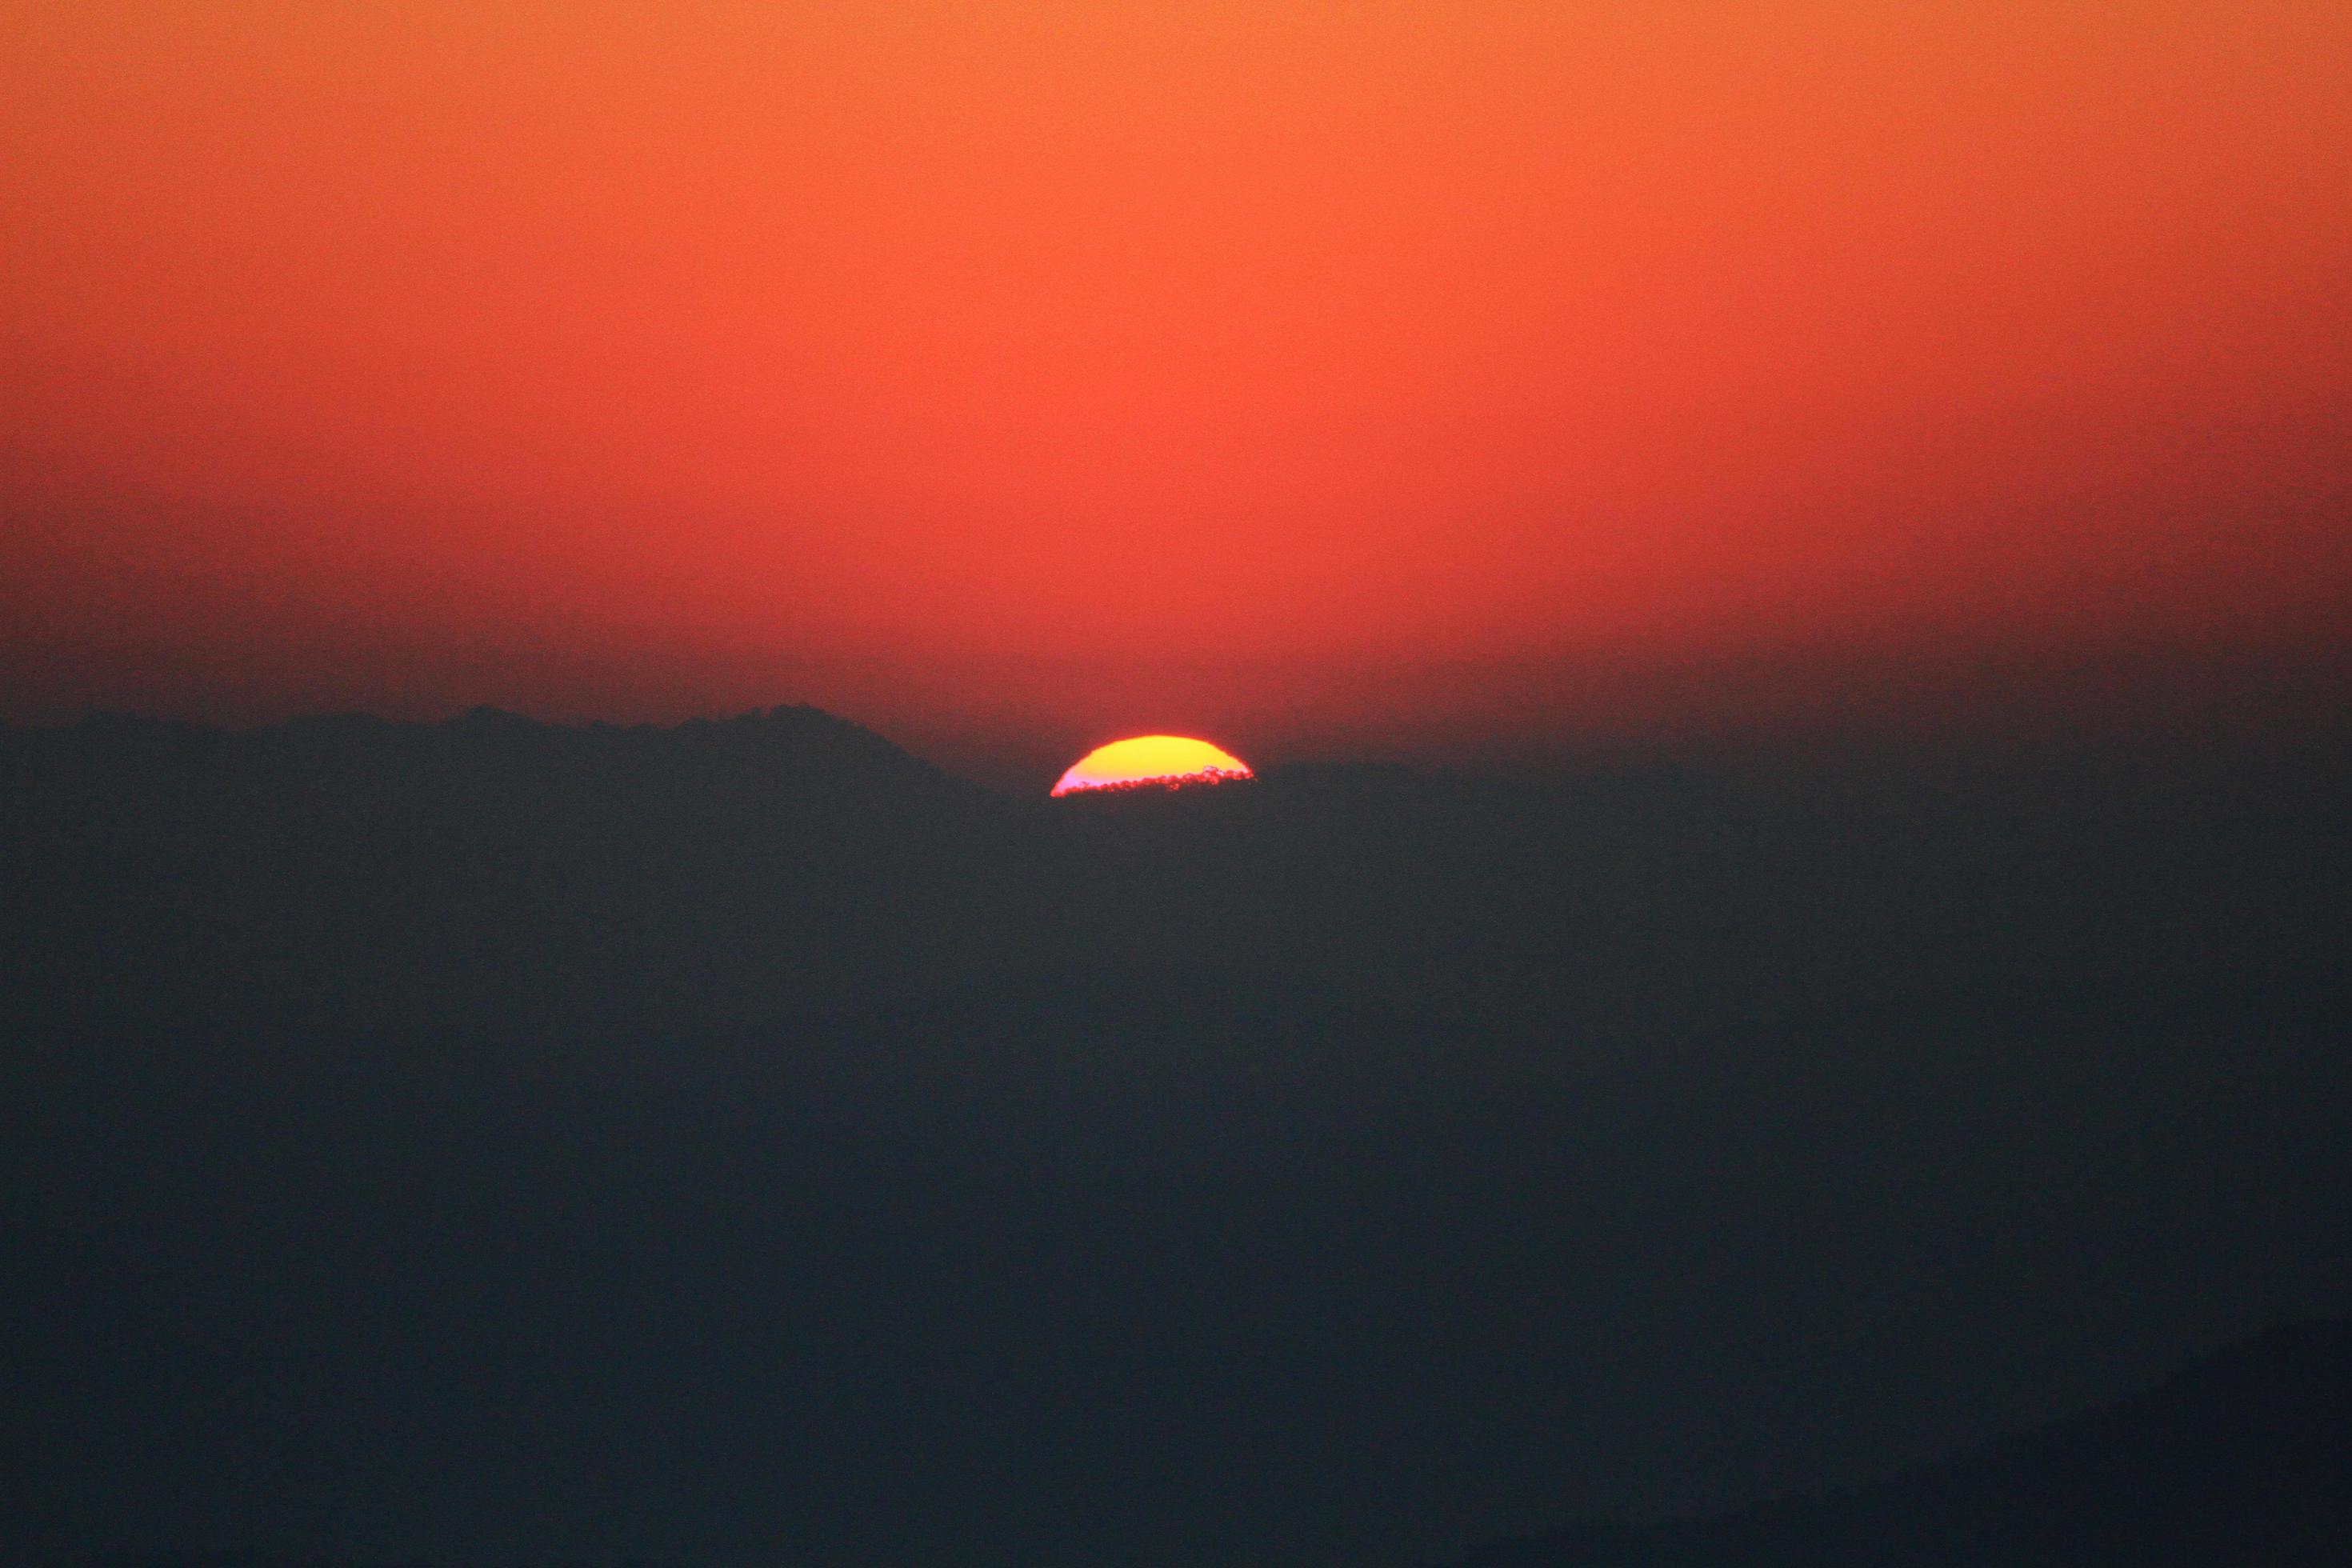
[[6, 2, 2349, 778]]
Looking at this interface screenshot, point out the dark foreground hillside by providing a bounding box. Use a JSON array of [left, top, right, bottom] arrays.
[[44, 1316, 2352, 1568], [1440, 1313, 2352, 1567], [4, 710, 2350, 1566]]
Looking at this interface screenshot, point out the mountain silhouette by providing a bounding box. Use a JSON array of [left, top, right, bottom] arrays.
[[4, 708, 2349, 1567]]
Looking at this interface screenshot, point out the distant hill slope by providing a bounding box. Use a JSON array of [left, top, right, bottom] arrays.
[[7, 708, 2346, 1036], [1437, 1313, 2352, 1568], [0, 706, 1026, 1034]]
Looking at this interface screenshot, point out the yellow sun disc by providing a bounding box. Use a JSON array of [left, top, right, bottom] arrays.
[[1050, 735, 1254, 797]]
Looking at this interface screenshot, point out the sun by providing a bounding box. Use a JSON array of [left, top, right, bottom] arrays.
[[1050, 735, 1254, 797]]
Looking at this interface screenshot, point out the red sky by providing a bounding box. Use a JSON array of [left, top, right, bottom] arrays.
[[6, 2, 2349, 782]]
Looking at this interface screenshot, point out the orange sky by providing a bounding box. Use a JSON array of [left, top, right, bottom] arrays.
[[6, 2, 2350, 777]]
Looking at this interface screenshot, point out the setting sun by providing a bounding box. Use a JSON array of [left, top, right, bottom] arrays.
[[1050, 735, 1254, 797]]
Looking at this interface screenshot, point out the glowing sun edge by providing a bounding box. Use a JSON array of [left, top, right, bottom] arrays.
[[1050, 736, 1256, 798]]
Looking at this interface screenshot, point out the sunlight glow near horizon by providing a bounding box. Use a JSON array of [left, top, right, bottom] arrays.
[[1050, 736, 1254, 796], [3, 2, 2350, 749]]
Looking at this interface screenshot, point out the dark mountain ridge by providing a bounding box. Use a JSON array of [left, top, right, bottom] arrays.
[[5, 706, 2349, 1566]]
